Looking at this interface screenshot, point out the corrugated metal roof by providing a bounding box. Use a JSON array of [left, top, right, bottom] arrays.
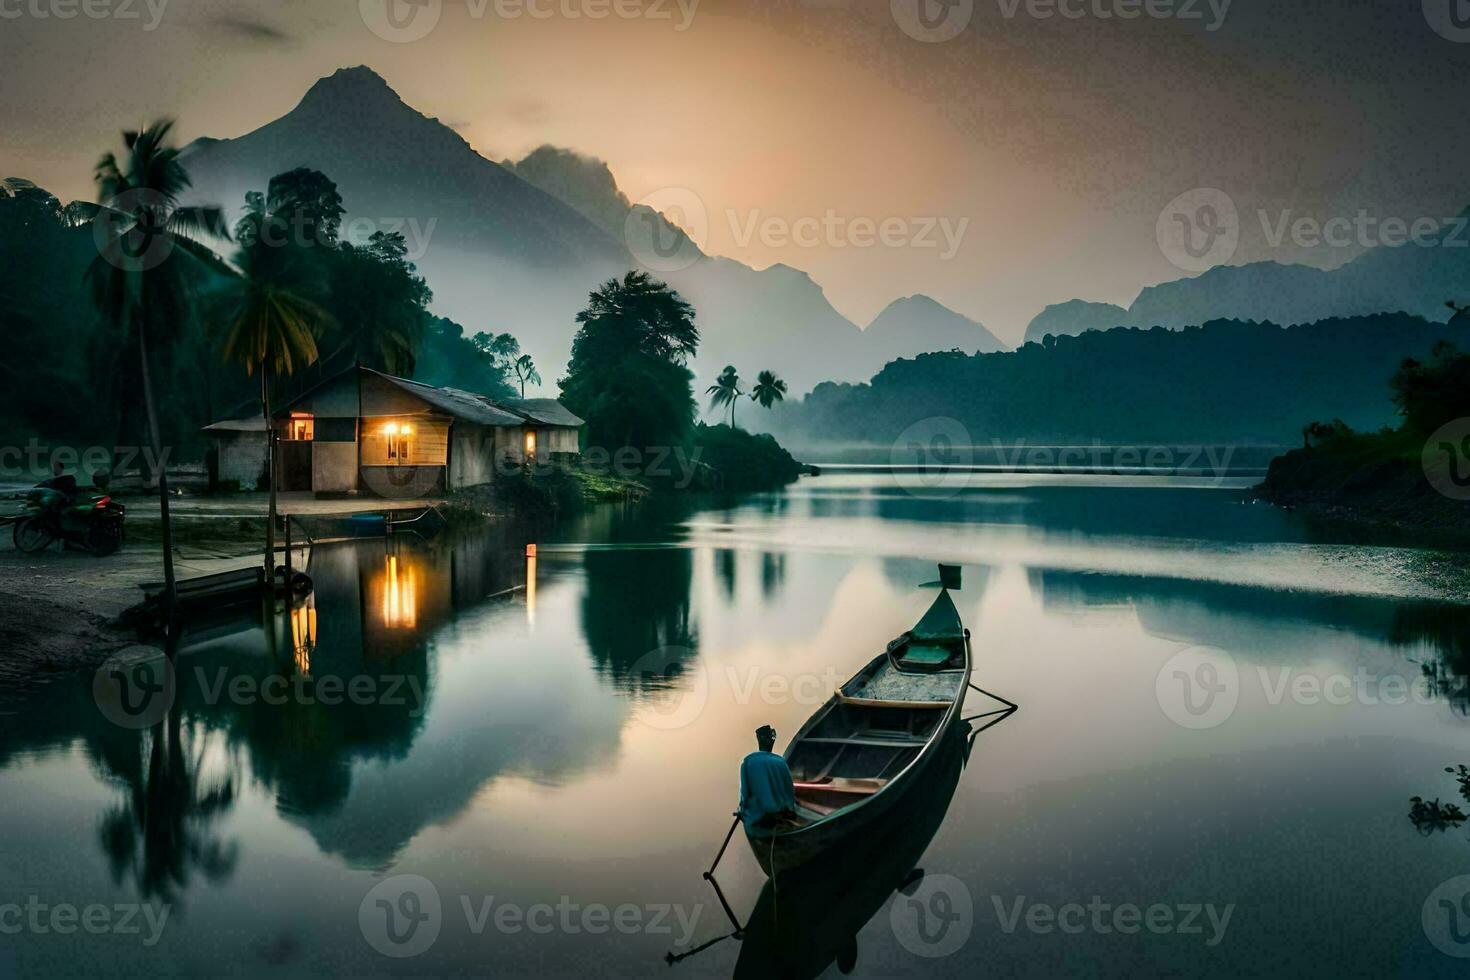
[[503, 398, 586, 428], [211, 365, 584, 431], [202, 416, 268, 433], [365, 369, 529, 427]]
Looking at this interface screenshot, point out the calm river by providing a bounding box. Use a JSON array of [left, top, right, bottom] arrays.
[[4, 472, 1470, 977]]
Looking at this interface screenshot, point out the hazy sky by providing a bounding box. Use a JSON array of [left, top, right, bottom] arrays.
[[4, 0, 1468, 342]]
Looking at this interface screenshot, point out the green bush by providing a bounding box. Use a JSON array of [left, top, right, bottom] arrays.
[[693, 423, 803, 491]]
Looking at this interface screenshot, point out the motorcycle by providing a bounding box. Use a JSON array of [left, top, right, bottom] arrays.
[[11, 478, 126, 556]]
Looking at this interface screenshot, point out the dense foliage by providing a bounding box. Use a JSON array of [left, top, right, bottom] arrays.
[[0, 168, 520, 464], [773, 314, 1470, 446], [692, 423, 803, 491], [559, 271, 699, 452]]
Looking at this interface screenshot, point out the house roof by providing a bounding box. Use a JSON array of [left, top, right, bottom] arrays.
[[503, 398, 586, 428], [202, 416, 268, 433], [211, 364, 583, 431], [365, 369, 529, 427]]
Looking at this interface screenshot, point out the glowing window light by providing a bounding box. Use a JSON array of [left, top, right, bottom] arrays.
[[382, 421, 414, 462]]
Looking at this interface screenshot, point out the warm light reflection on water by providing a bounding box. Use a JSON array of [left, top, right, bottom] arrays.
[[381, 553, 418, 629], [290, 598, 317, 676], [526, 544, 538, 628]]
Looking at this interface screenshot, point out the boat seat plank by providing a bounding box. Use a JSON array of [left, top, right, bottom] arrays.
[[799, 735, 930, 748]]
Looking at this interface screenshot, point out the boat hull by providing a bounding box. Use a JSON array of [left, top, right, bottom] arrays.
[[745, 626, 972, 878]]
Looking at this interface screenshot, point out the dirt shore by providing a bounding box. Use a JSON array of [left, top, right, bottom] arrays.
[[0, 490, 460, 704]]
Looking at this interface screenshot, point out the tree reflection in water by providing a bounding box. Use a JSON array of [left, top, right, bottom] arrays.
[[95, 708, 239, 904]]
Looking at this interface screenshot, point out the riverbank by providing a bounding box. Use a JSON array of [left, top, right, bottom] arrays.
[[1257, 434, 1470, 547]]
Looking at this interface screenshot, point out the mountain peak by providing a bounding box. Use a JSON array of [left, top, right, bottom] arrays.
[[299, 66, 401, 108], [872, 294, 947, 321]]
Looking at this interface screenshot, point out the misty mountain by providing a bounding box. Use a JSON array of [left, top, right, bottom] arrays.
[[1023, 299, 1131, 345], [179, 67, 992, 398], [1025, 223, 1470, 344], [864, 294, 1005, 360]]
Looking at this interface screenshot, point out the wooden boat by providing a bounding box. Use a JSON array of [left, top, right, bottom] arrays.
[[735, 718, 972, 978], [745, 565, 972, 877]]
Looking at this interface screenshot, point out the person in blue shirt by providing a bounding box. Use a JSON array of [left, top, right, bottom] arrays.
[[739, 724, 798, 829]]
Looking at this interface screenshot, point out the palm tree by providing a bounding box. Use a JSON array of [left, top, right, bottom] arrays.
[[707, 365, 743, 427], [220, 238, 332, 579], [749, 370, 788, 411], [89, 120, 229, 625], [514, 354, 541, 398]]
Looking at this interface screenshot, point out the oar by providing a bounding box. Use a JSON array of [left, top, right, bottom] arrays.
[[705, 812, 741, 879], [663, 814, 747, 965]]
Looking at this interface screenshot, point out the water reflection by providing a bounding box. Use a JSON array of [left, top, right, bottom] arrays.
[[97, 713, 240, 905], [6, 479, 1470, 976], [378, 554, 418, 630], [1029, 568, 1470, 707]]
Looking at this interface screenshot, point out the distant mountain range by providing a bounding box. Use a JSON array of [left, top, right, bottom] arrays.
[[1023, 228, 1470, 345], [179, 66, 1001, 397]]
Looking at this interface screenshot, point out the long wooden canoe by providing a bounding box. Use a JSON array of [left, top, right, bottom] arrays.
[[745, 568, 972, 877], [735, 718, 973, 978]]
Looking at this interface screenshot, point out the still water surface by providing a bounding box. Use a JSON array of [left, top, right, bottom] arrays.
[[4, 473, 1470, 977]]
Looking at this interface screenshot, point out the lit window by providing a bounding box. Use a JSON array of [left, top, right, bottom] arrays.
[[384, 422, 413, 463], [287, 415, 314, 441], [524, 429, 537, 460]]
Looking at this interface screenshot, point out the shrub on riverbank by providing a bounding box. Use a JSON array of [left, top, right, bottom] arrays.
[[487, 464, 649, 520], [692, 423, 804, 491]]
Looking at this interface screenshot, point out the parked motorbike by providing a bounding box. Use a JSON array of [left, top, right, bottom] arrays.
[[12, 478, 126, 556]]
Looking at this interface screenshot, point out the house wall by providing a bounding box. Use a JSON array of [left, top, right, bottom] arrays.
[[543, 427, 580, 455], [313, 443, 358, 494], [361, 417, 449, 466], [215, 433, 267, 487], [292, 370, 361, 417], [450, 425, 496, 489]]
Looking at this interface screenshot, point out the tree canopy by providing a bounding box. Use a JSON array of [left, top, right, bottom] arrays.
[[560, 271, 699, 452]]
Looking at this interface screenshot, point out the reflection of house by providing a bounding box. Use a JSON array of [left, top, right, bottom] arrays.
[[203, 365, 583, 498]]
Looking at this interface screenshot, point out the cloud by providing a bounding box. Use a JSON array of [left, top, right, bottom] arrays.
[[211, 13, 293, 45]]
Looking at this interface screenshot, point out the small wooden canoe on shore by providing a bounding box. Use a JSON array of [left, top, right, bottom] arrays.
[[745, 565, 972, 877]]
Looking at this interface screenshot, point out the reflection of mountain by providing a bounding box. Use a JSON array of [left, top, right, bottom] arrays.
[[1029, 568, 1470, 705]]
